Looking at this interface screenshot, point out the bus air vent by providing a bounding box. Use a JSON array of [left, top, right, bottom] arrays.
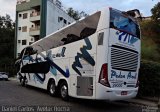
[[111, 45, 138, 72]]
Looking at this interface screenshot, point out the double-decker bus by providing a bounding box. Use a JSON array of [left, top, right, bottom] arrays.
[[16, 7, 141, 101]]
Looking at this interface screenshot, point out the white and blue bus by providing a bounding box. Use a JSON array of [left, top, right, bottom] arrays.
[[16, 7, 141, 101]]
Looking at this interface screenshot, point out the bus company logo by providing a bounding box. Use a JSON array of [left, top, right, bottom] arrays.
[[72, 38, 95, 76], [117, 32, 138, 45]]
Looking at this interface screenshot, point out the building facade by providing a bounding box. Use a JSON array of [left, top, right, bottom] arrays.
[[15, 0, 75, 57]]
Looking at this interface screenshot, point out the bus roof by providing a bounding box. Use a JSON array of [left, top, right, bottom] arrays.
[[30, 11, 101, 53]]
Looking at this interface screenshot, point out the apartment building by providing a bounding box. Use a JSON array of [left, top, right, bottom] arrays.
[[15, 0, 75, 57]]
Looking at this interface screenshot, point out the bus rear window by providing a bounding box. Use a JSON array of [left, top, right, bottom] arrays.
[[110, 9, 140, 39]]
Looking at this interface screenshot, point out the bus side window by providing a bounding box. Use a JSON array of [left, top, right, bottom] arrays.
[[61, 34, 80, 45], [67, 34, 80, 43], [61, 38, 67, 45], [61, 27, 96, 45], [98, 32, 104, 45], [80, 27, 96, 38], [21, 61, 50, 74]]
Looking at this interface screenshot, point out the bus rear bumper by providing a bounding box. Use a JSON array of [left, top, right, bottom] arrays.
[[106, 88, 138, 101], [96, 85, 138, 101]]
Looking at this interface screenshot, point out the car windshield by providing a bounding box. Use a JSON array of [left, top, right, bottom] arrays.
[[110, 9, 140, 39]]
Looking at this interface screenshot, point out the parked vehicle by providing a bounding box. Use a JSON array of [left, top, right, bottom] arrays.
[[16, 7, 141, 101], [0, 72, 9, 81]]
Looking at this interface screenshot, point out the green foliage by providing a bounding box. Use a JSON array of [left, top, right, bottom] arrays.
[[0, 15, 15, 58], [0, 14, 16, 76], [66, 8, 88, 20], [141, 37, 160, 62], [140, 20, 160, 38], [151, 2, 160, 21], [138, 60, 160, 97], [140, 20, 160, 62], [136, 13, 160, 97]]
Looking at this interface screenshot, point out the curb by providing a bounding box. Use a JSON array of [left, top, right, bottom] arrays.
[[123, 99, 158, 107], [9, 77, 18, 81], [140, 97, 159, 102]]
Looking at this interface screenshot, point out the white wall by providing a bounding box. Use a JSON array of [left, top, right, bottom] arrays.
[[16, 0, 75, 57], [17, 10, 34, 56], [46, 0, 75, 35]]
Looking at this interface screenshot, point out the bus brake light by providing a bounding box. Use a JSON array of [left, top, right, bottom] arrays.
[[99, 64, 110, 87]]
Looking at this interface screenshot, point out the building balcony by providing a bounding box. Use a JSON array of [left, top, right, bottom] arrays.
[[16, 0, 41, 12], [29, 26, 40, 36], [17, 0, 30, 5], [30, 12, 40, 22]]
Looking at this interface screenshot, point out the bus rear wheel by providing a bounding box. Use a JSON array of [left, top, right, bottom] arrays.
[[48, 81, 57, 96], [60, 82, 69, 101], [20, 76, 26, 86]]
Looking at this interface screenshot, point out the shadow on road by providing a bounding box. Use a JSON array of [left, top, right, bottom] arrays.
[[19, 84, 140, 112], [0, 81, 142, 112]]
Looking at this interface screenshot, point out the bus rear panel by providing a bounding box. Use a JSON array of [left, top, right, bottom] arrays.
[[96, 8, 140, 100]]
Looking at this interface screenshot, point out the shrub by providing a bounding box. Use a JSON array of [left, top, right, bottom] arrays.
[[138, 60, 160, 97], [141, 37, 160, 62], [140, 20, 160, 63], [140, 20, 160, 39]]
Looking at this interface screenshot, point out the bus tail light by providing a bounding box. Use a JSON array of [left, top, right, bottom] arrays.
[[98, 64, 110, 87]]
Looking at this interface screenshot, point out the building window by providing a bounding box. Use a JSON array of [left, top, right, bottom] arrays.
[[22, 40, 27, 45], [64, 19, 67, 24], [18, 40, 21, 43], [22, 26, 27, 32], [31, 38, 34, 41], [58, 17, 63, 22], [18, 27, 21, 30], [19, 14, 22, 17], [23, 13, 28, 19], [29, 42, 33, 45], [18, 53, 21, 57]]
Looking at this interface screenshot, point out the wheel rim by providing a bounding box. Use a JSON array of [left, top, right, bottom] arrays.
[[20, 78, 24, 84], [25, 79, 28, 84], [61, 85, 67, 98], [50, 83, 55, 94]]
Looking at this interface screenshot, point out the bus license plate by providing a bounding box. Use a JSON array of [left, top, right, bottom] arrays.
[[121, 91, 128, 95]]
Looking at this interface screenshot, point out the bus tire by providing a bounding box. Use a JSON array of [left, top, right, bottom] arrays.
[[20, 76, 26, 86], [48, 80, 57, 96], [60, 82, 69, 101]]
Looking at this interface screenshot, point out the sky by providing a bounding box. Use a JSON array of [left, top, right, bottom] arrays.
[[0, 0, 159, 21]]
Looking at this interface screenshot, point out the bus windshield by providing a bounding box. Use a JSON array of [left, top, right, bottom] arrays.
[[110, 8, 140, 39]]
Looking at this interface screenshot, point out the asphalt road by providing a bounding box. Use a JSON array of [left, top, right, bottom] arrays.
[[0, 80, 142, 112]]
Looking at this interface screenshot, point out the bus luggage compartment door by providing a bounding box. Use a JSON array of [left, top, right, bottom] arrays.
[[76, 76, 93, 96]]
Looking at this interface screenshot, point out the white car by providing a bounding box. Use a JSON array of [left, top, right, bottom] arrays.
[[0, 72, 9, 81]]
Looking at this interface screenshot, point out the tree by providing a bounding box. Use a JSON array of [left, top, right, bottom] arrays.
[[0, 14, 15, 58], [66, 8, 88, 20], [0, 14, 15, 76], [151, 2, 160, 21]]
